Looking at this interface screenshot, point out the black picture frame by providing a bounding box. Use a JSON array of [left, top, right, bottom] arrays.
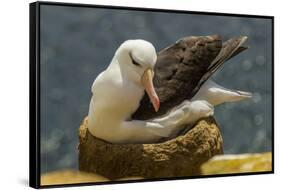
[[29, 1, 274, 189]]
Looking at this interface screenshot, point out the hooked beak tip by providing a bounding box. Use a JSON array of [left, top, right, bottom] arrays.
[[154, 97, 160, 112]]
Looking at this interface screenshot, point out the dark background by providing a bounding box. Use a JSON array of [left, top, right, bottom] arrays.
[[40, 4, 272, 174]]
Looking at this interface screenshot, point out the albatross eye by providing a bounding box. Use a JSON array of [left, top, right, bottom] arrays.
[[132, 58, 141, 67], [129, 52, 141, 67]]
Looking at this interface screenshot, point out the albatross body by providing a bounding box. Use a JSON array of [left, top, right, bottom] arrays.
[[88, 35, 252, 144]]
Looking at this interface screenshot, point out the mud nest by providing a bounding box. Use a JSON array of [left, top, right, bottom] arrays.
[[78, 117, 223, 180]]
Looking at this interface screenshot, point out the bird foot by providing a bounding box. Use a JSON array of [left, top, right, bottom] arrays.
[[178, 100, 214, 124]]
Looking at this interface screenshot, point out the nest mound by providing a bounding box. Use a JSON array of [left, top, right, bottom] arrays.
[[78, 117, 223, 180]]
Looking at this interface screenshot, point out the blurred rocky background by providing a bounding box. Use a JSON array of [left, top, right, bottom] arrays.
[[40, 5, 272, 173]]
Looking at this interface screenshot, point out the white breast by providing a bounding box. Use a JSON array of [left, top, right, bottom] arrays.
[[87, 63, 144, 139]]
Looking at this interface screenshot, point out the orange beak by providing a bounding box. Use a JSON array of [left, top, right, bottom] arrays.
[[141, 68, 160, 112]]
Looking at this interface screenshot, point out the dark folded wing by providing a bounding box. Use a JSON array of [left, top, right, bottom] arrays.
[[132, 35, 248, 120], [190, 36, 248, 98]]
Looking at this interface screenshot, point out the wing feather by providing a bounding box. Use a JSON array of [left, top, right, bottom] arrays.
[[132, 35, 248, 120]]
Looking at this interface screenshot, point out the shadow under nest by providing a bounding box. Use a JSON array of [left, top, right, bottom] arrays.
[[78, 116, 223, 180]]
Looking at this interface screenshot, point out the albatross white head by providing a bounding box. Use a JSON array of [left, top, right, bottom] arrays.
[[114, 39, 160, 112]]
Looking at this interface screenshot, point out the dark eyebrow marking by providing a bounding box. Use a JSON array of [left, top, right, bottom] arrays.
[[129, 52, 141, 67]]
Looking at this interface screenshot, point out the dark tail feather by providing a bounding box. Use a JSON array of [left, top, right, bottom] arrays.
[[192, 36, 248, 95], [208, 36, 248, 76]]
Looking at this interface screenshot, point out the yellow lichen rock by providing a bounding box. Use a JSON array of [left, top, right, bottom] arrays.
[[200, 152, 272, 175], [41, 169, 109, 186]]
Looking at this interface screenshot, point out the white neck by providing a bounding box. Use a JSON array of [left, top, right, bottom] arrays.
[[87, 55, 144, 140]]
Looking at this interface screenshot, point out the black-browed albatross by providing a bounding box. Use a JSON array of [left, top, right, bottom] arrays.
[[88, 35, 251, 144]]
